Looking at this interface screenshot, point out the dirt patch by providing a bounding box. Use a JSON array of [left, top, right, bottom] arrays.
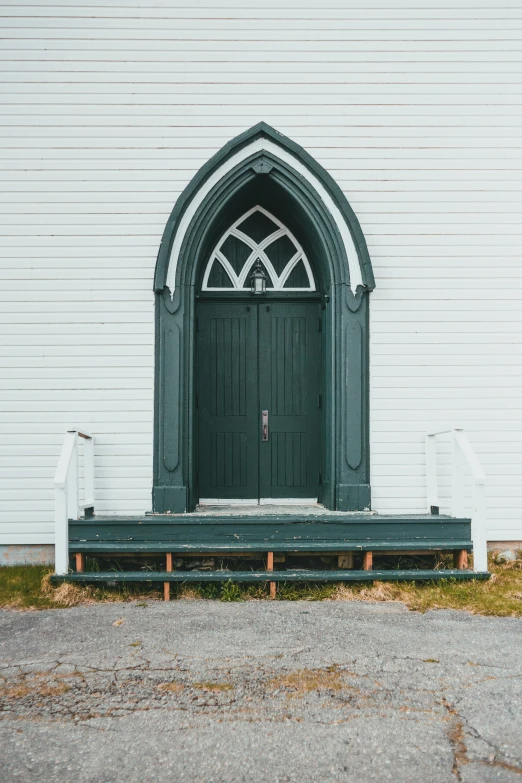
[[157, 682, 184, 694], [192, 681, 234, 692]]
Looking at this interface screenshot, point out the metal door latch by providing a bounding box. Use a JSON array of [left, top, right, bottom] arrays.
[[262, 410, 269, 441]]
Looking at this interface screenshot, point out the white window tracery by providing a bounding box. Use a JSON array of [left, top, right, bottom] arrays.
[[201, 206, 316, 292]]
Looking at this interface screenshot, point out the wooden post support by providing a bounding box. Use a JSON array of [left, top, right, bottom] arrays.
[[338, 553, 354, 569], [267, 551, 276, 599], [164, 552, 173, 601], [454, 549, 468, 570], [362, 551, 373, 571], [75, 553, 85, 573]]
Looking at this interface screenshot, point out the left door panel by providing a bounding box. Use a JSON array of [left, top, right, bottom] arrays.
[[197, 302, 259, 500]]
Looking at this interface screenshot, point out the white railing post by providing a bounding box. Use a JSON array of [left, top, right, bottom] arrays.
[[471, 477, 488, 572], [82, 433, 95, 509], [54, 430, 95, 575], [451, 430, 464, 518], [454, 430, 487, 572], [425, 433, 438, 513], [67, 431, 79, 520], [54, 431, 77, 576], [54, 482, 69, 575], [426, 428, 487, 573]]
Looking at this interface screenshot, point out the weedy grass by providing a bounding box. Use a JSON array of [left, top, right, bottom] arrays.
[[0, 671, 75, 701], [269, 666, 344, 695], [0, 564, 163, 610], [1, 555, 521, 615], [0, 565, 58, 609], [331, 560, 522, 617]]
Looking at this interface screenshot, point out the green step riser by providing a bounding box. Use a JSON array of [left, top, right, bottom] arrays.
[[69, 542, 473, 553], [69, 524, 471, 545], [52, 569, 489, 584]]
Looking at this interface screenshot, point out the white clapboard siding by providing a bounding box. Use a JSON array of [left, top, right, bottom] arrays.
[[0, 0, 521, 543]]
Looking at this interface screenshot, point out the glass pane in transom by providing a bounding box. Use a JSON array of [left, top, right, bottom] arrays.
[[237, 211, 279, 242]]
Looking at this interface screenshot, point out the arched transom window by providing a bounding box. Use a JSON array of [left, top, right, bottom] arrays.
[[202, 206, 316, 292]]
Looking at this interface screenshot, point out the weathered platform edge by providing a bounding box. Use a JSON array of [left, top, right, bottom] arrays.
[[70, 514, 470, 526], [52, 569, 490, 584]]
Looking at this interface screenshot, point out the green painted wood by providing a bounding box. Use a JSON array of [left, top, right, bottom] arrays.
[[197, 302, 259, 499], [70, 541, 473, 554], [68, 524, 471, 543], [70, 513, 471, 526], [198, 301, 321, 501], [153, 123, 373, 514], [345, 320, 362, 470], [52, 569, 490, 584], [73, 514, 466, 523], [162, 324, 180, 471], [69, 515, 472, 552], [259, 302, 320, 499]]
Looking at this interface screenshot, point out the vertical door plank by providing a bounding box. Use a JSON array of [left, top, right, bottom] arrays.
[[259, 302, 320, 499], [198, 303, 258, 500]]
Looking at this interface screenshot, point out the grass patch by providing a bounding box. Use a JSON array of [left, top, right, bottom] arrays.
[[331, 561, 522, 616], [0, 671, 72, 701], [0, 565, 60, 610], [269, 666, 344, 695], [0, 565, 163, 610], [1, 556, 521, 615]]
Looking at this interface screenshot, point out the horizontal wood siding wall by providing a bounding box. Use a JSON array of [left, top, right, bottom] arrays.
[[1, 0, 521, 542]]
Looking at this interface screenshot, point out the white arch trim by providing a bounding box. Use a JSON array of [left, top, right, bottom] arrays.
[[165, 138, 363, 294]]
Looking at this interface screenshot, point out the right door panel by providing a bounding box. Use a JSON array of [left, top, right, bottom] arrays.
[[258, 302, 321, 499]]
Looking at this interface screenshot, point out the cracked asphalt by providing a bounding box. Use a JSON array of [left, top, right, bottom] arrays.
[[0, 600, 521, 783]]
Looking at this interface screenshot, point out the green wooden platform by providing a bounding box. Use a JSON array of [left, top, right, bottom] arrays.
[[68, 513, 473, 553], [54, 511, 489, 584]]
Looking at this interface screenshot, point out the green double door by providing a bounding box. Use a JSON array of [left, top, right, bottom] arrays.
[[197, 301, 321, 501]]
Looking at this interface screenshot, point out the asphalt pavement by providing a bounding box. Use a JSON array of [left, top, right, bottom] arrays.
[[1, 599, 521, 782]]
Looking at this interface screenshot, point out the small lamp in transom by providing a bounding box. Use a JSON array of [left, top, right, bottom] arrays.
[[250, 259, 268, 294]]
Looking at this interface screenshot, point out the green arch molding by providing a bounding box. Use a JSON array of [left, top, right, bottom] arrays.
[[153, 123, 375, 513]]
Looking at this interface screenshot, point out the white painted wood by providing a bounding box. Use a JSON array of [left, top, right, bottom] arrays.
[[52, 430, 95, 571], [198, 499, 257, 507], [82, 433, 95, 509], [424, 434, 438, 514], [454, 430, 488, 572], [53, 485, 68, 575], [425, 429, 488, 572], [471, 477, 488, 573], [53, 432, 76, 491], [66, 434, 79, 521], [53, 431, 76, 575], [259, 499, 319, 506], [0, 1, 521, 546]]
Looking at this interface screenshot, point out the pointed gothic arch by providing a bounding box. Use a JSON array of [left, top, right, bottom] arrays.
[[153, 123, 374, 512]]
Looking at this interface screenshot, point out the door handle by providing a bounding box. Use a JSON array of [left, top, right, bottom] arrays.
[[262, 410, 269, 442]]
